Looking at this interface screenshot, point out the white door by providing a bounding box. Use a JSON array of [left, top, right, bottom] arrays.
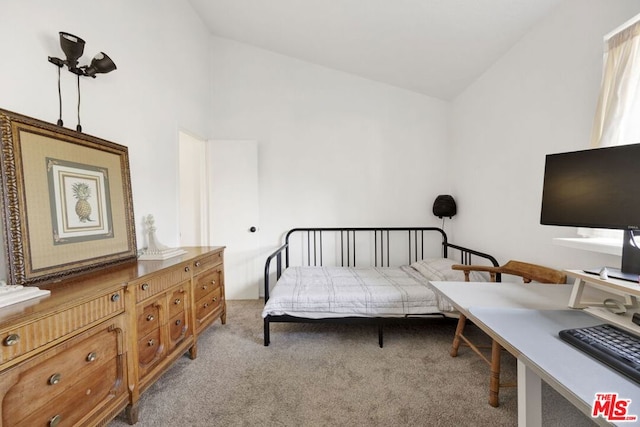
[[208, 140, 260, 300]]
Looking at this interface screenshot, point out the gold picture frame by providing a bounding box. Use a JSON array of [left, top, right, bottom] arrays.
[[0, 109, 137, 285]]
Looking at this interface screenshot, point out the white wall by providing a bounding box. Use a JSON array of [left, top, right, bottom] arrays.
[[209, 37, 451, 258], [4, 0, 638, 288], [450, 0, 640, 271], [0, 0, 211, 280]]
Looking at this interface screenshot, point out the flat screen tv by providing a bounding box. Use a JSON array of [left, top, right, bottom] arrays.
[[540, 143, 640, 282]]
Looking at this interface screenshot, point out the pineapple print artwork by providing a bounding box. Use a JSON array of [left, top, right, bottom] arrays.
[[72, 182, 93, 222], [47, 157, 113, 244]]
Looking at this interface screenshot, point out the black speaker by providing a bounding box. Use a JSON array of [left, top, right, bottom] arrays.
[[432, 195, 456, 218]]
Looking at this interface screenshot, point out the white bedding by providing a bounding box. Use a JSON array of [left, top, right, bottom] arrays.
[[262, 258, 485, 319]]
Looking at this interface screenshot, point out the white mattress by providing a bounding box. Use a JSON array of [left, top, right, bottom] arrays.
[[262, 265, 453, 319]]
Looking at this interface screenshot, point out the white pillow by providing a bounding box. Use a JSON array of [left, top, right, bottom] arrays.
[[411, 258, 488, 282]]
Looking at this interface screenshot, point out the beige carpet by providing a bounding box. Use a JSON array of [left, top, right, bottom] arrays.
[[110, 299, 595, 426]]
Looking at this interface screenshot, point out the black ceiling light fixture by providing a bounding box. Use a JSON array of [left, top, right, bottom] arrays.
[[48, 31, 117, 132]]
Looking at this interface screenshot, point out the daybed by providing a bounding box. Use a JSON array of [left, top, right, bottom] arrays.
[[262, 227, 497, 346]]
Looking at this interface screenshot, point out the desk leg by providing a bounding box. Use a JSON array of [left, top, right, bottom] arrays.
[[517, 359, 542, 427], [489, 340, 501, 407]]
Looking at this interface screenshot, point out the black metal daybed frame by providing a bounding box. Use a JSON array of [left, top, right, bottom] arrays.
[[263, 227, 498, 347]]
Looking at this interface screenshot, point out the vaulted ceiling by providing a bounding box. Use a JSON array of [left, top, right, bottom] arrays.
[[188, 0, 564, 100]]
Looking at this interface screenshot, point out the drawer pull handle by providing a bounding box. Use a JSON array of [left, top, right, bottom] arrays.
[[175, 319, 182, 326], [195, 261, 201, 267], [211, 280, 216, 285], [203, 303, 209, 308], [201, 285, 208, 290], [111, 293, 120, 302], [184, 266, 190, 272], [49, 414, 62, 427], [3, 334, 19, 346], [48, 373, 62, 385], [212, 297, 217, 302], [174, 298, 181, 305], [141, 283, 149, 291], [147, 339, 155, 347], [86, 352, 97, 362], [147, 314, 155, 322]]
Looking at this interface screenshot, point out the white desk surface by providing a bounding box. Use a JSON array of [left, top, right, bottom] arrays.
[[431, 281, 575, 311], [430, 281, 640, 426], [470, 307, 640, 426]]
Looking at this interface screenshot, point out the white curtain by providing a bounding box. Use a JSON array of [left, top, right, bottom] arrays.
[[590, 20, 640, 148], [580, 18, 640, 239]]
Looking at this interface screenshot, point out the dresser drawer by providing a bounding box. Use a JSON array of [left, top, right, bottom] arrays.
[[137, 301, 162, 338], [135, 264, 191, 303], [15, 360, 120, 427], [137, 328, 163, 376], [195, 287, 223, 323], [193, 268, 222, 302], [167, 287, 188, 319], [0, 289, 124, 365], [168, 311, 189, 348], [192, 250, 224, 275], [1, 318, 125, 426]]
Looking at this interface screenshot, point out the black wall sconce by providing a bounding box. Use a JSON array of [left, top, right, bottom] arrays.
[[48, 32, 117, 132], [432, 194, 456, 229], [433, 195, 457, 219]]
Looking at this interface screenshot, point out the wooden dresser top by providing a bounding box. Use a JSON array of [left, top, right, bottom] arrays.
[[0, 246, 224, 328]]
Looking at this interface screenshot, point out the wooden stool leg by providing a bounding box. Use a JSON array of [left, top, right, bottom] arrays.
[[450, 314, 467, 357], [489, 339, 501, 407]]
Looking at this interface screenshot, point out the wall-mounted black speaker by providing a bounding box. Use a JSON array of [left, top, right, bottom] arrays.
[[432, 195, 456, 219]]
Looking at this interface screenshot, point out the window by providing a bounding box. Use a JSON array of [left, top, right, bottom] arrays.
[[579, 14, 640, 241], [591, 15, 640, 149]]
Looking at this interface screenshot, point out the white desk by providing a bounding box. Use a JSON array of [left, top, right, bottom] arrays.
[[431, 281, 640, 427], [431, 281, 575, 311]]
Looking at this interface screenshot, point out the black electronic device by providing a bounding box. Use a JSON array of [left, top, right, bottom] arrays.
[[559, 324, 640, 384], [540, 143, 640, 282], [433, 195, 457, 218]]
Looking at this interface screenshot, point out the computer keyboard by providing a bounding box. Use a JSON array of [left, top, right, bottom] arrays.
[[559, 324, 640, 384]]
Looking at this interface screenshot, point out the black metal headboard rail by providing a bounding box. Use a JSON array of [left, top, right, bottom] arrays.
[[286, 227, 446, 268], [264, 227, 498, 302]]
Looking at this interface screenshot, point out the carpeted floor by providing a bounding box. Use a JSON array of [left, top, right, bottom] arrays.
[[109, 299, 596, 426]]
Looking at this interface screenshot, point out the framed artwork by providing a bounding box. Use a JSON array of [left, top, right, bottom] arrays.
[[0, 109, 137, 285]]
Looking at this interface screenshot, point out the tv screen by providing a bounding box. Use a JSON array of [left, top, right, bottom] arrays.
[[540, 143, 640, 230]]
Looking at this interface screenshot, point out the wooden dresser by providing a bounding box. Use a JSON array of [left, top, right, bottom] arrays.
[[0, 246, 225, 426]]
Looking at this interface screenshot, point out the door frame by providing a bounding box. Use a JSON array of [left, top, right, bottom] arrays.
[[178, 130, 209, 246]]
